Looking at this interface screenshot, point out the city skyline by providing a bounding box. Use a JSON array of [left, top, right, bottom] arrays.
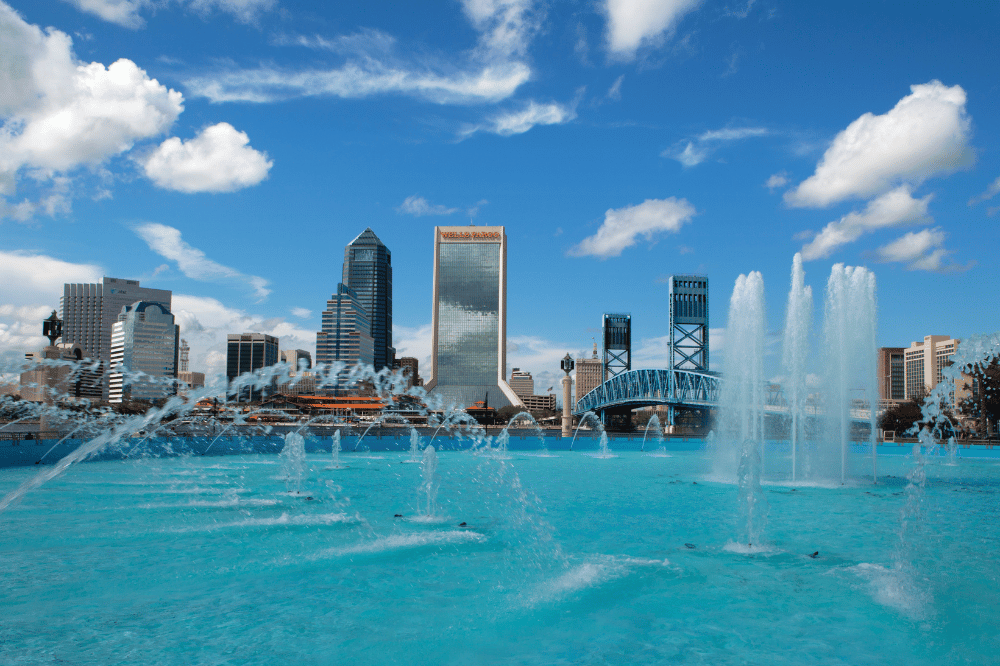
[[1, 1, 998, 397]]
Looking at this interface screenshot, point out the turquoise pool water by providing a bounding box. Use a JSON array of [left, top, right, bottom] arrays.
[[2, 445, 998, 664]]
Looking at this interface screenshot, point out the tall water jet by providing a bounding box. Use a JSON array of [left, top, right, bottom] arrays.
[[642, 413, 665, 453], [781, 254, 813, 482], [419, 445, 440, 518], [405, 428, 422, 463], [327, 430, 346, 470], [714, 272, 767, 480], [281, 432, 307, 494], [822, 264, 877, 484], [736, 438, 768, 550]]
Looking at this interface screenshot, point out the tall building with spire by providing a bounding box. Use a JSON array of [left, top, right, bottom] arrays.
[[342, 228, 394, 371], [424, 226, 522, 409]]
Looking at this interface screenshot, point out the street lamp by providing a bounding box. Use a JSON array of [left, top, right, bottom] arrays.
[[560, 354, 575, 438]]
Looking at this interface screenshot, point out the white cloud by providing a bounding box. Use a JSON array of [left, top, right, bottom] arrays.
[[396, 195, 459, 217], [172, 294, 315, 378], [786, 81, 973, 208], [799, 186, 931, 261], [185, 2, 537, 105], [62, 0, 275, 29], [569, 197, 696, 259], [0, 2, 256, 219], [134, 222, 271, 300], [765, 171, 788, 191], [393, 322, 433, 376], [468, 100, 577, 137], [290, 307, 311, 319], [664, 126, 769, 167], [969, 176, 1000, 206], [604, 0, 703, 59], [0, 250, 103, 357], [875, 228, 959, 272], [607, 75, 624, 100], [141, 122, 272, 193]]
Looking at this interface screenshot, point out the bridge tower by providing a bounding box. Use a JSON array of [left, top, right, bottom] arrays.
[[667, 276, 710, 431], [601, 313, 631, 429]]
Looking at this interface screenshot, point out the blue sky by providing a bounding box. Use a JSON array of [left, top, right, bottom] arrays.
[[1, 0, 998, 394]]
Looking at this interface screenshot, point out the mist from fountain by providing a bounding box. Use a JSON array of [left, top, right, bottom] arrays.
[[326, 430, 347, 470], [404, 428, 423, 463], [641, 414, 669, 456], [418, 444, 441, 520]]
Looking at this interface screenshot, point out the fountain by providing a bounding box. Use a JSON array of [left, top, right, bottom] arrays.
[[280, 432, 306, 494], [326, 430, 347, 469], [2, 275, 1000, 664], [641, 413, 669, 456], [782, 254, 813, 482], [403, 428, 423, 463]]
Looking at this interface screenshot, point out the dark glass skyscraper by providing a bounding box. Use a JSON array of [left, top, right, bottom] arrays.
[[342, 228, 393, 371]]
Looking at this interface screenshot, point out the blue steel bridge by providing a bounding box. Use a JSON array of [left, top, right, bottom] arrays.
[[573, 368, 873, 427]]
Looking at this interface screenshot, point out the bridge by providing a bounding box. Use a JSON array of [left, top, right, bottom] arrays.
[[573, 368, 873, 427]]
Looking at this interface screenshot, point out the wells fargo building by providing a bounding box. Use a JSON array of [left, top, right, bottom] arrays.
[[424, 226, 523, 410]]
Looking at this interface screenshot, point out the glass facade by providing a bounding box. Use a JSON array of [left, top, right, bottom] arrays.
[[342, 229, 393, 371], [226, 333, 279, 402], [428, 228, 520, 409], [108, 302, 179, 403], [316, 284, 374, 394]]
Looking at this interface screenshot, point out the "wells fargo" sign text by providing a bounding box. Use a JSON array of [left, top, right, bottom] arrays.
[[441, 231, 501, 240]]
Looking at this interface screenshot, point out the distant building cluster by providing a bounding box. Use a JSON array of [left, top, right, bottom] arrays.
[[879, 335, 972, 408]]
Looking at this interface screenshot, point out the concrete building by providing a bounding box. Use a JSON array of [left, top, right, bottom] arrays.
[[176, 340, 205, 394], [226, 333, 279, 402], [394, 356, 421, 389], [509, 368, 534, 399], [281, 349, 312, 373], [877, 347, 906, 403], [521, 393, 556, 413], [109, 302, 180, 403], [575, 341, 603, 408], [424, 226, 522, 409], [342, 228, 394, 371], [316, 284, 374, 393], [903, 335, 972, 407], [20, 343, 103, 403], [61, 277, 171, 397]]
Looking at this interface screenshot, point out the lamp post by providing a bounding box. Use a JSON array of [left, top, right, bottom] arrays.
[[560, 354, 575, 438]]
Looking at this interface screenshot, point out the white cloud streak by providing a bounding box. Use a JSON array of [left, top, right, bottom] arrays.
[[569, 197, 696, 259], [786, 81, 973, 208], [604, 0, 703, 59], [141, 122, 272, 193], [969, 176, 1000, 206], [665, 126, 769, 167], [799, 186, 931, 261], [464, 100, 577, 138], [134, 222, 272, 300], [396, 195, 460, 217], [62, 0, 276, 29], [185, 1, 538, 105]]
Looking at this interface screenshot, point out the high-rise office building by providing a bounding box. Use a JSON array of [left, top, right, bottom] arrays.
[[509, 368, 534, 399], [60, 277, 171, 398], [903, 335, 972, 406], [342, 228, 394, 371], [877, 347, 905, 403], [226, 333, 279, 402], [575, 341, 603, 408], [281, 349, 312, 372], [394, 356, 421, 388], [108, 302, 179, 403], [424, 226, 522, 409], [316, 284, 374, 393]]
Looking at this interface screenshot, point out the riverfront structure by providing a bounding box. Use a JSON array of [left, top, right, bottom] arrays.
[[109, 302, 180, 403], [424, 226, 522, 409], [667, 275, 709, 372], [342, 228, 394, 371]]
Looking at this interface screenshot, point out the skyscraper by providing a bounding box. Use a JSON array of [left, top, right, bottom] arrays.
[[316, 284, 374, 393], [342, 228, 394, 371], [108, 302, 179, 403], [61, 277, 171, 397], [425, 226, 522, 409], [226, 333, 279, 402]]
